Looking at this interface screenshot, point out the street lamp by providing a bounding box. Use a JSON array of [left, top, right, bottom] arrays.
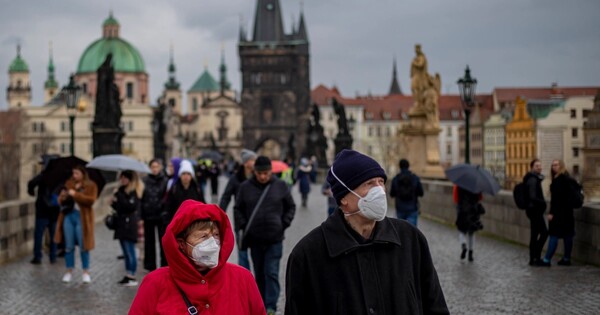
[[457, 65, 477, 164], [63, 74, 81, 156]]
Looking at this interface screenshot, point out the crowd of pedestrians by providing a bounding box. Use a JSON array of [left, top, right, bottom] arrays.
[[26, 147, 581, 314]]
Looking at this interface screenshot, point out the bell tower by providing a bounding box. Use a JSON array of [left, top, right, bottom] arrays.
[[7, 45, 32, 109]]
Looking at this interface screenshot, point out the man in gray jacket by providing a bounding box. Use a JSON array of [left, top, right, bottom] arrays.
[[234, 156, 296, 315]]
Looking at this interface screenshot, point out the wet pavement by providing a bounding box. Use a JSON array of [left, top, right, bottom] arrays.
[[1, 178, 598, 314]]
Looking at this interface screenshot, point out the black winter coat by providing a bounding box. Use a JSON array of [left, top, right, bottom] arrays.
[[141, 173, 168, 220], [549, 173, 576, 237], [455, 187, 484, 233], [27, 173, 60, 220], [285, 210, 449, 315], [111, 186, 140, 242], [524, 172, 546, 215], [218, 165, 248, 211], [234, 176, 295, 248], [165, 179, 205, 222]]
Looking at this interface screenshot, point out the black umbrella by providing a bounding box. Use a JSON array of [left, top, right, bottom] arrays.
[[199, 150, 223, 162], [42, 156, 106, 196], [445, 163, 501, 196]]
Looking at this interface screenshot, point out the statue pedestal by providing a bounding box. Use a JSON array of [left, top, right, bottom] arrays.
[[400, 111, 445, 179], [93, 127, 124, 157], [334, 134, 353, 156]]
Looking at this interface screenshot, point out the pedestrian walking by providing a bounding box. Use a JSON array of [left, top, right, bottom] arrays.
[[540, 160, 577, 266], [166, 157, 182, 191], [321, 181, 336, 217], [296, 157, 312, 207], [208, 160, 220, 203], [453, 185, 484, 261], [129, 200, 265, 314], [112, 170, 144, 286], [234, 156, 296, 315], [27, 154, 60, 265], [389, 158, 424, 226], [141, 159, 168, 271], [165, 160, 205, 226], [218, 149, 257, 270], [523, 158, 549, 266], [54, 165, 98, 283], [285, 149, 448, 315]]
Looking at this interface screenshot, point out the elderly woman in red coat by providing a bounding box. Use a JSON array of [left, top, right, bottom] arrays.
[[129, 200, 265, 315]]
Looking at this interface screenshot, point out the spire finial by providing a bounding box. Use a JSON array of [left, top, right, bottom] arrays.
[[300, 0, 304, 13], [49, 41, 53, 59], [203, 58, 208, 70], [17, 44, 21, 57]]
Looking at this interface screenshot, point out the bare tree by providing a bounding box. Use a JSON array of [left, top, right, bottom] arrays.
[[0, 110, 25, 201]]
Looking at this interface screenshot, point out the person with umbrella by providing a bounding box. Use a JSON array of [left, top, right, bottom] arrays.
[[54, 164, 98, 283], [111, 170, 144, 286], [445, 164, 499, 262]]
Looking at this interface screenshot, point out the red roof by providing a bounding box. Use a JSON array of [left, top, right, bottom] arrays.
[[494, 86, 600, 103]]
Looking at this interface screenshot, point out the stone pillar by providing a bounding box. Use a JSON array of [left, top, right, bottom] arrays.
[[400, 111, 445, 179]]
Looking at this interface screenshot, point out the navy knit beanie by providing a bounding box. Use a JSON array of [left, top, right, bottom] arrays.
[[326, 149, 387, 205]]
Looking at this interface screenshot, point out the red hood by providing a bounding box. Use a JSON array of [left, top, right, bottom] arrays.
[[162, 200, 233, 290]]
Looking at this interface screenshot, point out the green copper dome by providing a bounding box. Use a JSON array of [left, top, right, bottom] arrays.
[[189, 68, 219, 92], [9, 48, 29, 73], [76, 13, 145, 74], [77, 38, 145, 73]]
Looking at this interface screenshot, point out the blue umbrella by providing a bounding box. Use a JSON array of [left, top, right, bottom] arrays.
[[445, 164, 501, 196]]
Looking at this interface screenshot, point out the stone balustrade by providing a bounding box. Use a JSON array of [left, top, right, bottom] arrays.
[[0, 182, 118, 264], [419, 180, 600, 266]]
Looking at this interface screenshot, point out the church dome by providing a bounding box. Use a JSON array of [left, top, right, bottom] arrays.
[[9, 46, 29, 73], [76, 13, 145, 74]]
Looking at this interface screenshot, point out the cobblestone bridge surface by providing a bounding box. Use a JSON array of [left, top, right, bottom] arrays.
[[1, 178, 599, 314]]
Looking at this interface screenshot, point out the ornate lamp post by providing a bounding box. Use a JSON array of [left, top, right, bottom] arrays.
[[457, 66, 477, 164], [63, 74, 81, 156]]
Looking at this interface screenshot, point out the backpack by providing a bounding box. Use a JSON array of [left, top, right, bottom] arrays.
[[396, 173, 415, 201], [513, 182, 528, 210], [568, 178, 584, 209]]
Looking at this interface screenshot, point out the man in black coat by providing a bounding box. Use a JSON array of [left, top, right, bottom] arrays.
[[28, 154, 60, 265], [524, 158, 548, 266], [285, 149, 448, 315], [234, 156, 296, 315], [141, 159, 168, 270]]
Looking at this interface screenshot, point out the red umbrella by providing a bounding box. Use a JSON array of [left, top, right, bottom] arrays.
[[271, 160, 290, 173]]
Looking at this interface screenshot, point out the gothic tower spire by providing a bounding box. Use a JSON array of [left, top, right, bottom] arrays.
[[389, 57, 402, 95], [44, 41, 59, 103], [219, 43, 230, 95], [253, 0, 285, 41]]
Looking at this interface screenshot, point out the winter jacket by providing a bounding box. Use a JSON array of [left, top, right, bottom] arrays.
[[218, 165, 248, 211], [141, 173, 168, 220], [165, 179, 205, 223], [112, 186, 141, 242], [233, 176, 296, 248], [390, 169, 424, 213], [54, 178, 98, 251], [129, 200, 265, 315], [549, 173, 576, 237], [296, 165, 312, 195], [524, 172, 546, 214], [454, 186, 484, 233], [27, 173, 60, 220], [285, 210, 449, 315]]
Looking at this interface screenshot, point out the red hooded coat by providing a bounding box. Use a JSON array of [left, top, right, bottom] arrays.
[[129, 200, 265, 315]]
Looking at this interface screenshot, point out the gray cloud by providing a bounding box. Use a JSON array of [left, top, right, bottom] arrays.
[[1, 0, 599, 110]]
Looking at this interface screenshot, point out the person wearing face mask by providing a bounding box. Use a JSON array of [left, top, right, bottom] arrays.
[[129, 200, 265, 314], [285, 149, 448, 315]]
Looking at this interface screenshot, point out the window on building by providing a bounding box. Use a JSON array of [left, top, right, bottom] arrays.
[[572, 128, 578, 138], [573, 165, 580, 175], [60, 143, 67, 154], [447, 127, 452, 137], [60, 121, 67, 132], [82, 83, 88, 94], [368, 127, 373, 137], [573, 147, 579, 157], [192, 98, 198, 112], [126, 82, 134, 99], [128, 121, 134, 132], [168, 98, 176, 107], [583, 110, 591, 118], [446, 144, 452, 155], [570, 109, 576, 118], [376, 126, 381, 137]]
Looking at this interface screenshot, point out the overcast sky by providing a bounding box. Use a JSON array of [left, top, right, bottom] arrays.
[[1, 0, 599, 109]]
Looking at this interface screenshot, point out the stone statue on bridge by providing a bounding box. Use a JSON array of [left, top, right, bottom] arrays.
[[410, 44, 441, 128]]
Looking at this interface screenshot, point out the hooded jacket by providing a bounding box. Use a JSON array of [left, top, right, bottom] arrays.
[[524, 172, 546, 213], [285, 210, 449, 315], [129, 200, 265, 315]]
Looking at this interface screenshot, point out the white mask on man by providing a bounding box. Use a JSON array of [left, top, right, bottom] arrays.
[[330, 168, 388, 221]]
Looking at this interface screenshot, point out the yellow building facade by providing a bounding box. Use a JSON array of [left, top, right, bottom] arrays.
[[505, 97, 536, 189]]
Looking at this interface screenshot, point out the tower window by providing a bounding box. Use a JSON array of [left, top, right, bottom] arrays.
[[82, 83, 88, 93], [126, 82, 134, 99], [192, 98, 198, 111]]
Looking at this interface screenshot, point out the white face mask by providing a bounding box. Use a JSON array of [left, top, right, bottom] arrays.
[[187, 237, 220, 269], [330, 168, 388, 221]]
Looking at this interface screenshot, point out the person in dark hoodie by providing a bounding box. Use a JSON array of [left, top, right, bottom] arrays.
[[218, 149, 257, 270], [129, 200, 265, 314], [524, 158, 548, 266], [165, 160, 205, 226], [141, 159, 168, 271], [285, 149, 448, 315]]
